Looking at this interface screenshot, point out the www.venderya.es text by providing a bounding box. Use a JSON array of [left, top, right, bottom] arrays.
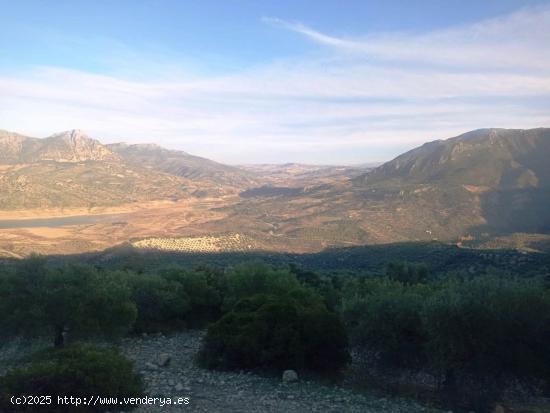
[[10, 395, 190, 408]]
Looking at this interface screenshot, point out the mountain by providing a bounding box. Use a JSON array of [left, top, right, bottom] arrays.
[[239, 163, 369, 186], [108, 143, 257, 192], [359, 128, 550, 189], [228, 128, 550, 250], [0, 130, 206, 210], [1, 126, 550, 256], [346, 128, 550, 241], [0, 129, 120, 163]]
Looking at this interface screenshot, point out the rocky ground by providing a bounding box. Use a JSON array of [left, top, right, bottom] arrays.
[[0, 331, 443, 412], [119, 331, 443, 413]]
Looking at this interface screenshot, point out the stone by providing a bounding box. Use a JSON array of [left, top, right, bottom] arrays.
[[145, 362, 158, 370], [174, 383, 185, 392], [282, 369, 298, 383], [156, 353, 171, 367], [494, 405, 506, 413]]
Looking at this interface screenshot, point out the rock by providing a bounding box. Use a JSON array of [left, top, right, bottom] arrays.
[[145, 362, 158, 370], [156, 353, 171, 367], [282, 369, 298, 383], [493, 405, 506, 413], [174, 383, 185, 392]]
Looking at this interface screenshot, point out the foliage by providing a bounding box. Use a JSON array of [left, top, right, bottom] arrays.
[[289, 264, 342, 311], [198, 293, 349, 373], [0, 344, 144, 412], [341, 273, 550, 410], [342, 278, 430, 367], [0, 258, 136, 347], [386, 262, 429, 285], [125, 271, 190, 333], [124, 266, 224, 332], [423, 276, 550, 380], [223, 262, 305, 310], [158, 267, 223, 327]]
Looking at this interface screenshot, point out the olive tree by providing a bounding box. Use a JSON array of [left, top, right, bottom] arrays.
[[0, 257, 136, 347]]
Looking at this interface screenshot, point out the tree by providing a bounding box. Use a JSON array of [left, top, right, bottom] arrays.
[[386, 262, 428, 285], [223, 261, 304, 311], [0, 258, 136, 347], [199, 293, 349, 373]]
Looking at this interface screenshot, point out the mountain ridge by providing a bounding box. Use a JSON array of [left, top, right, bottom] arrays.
[[358, 127, 550, 189], [1, 127, 550, 255], [0, 129, 120, 163]]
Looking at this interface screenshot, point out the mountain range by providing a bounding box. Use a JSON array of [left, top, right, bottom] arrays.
[[0, 127, 549, 255]]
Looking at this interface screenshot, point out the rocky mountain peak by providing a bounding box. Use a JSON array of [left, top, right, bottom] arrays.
[[39, 130, 120, 162]]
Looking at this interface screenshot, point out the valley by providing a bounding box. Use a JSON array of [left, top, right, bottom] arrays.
[[1, 127, 550, 258]]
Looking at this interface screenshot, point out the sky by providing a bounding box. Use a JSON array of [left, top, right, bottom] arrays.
[[1, 0, 549, 164]]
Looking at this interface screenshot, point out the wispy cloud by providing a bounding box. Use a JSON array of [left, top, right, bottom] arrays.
[[1, 6, 549, 164], [263, 6, 550, 71]]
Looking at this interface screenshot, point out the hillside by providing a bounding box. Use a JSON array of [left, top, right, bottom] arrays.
[[108, 143, 257, 192], [349, 128, 550, 240], [228, 128, 550, 249], [0, 129, 119, 163], [1, 127, 550, 256], [0, 130, 198, 210], [359, 128, 550, 189]]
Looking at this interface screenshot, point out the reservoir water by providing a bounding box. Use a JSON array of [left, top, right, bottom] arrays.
[[0, 214, 128, 229]]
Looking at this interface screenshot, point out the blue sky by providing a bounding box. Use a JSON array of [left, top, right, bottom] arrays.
[[1, 0, 549, 164]]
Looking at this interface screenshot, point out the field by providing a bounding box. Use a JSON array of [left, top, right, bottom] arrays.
[[132, 233, 262, 253]]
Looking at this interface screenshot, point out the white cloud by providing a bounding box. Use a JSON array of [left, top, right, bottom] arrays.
[[263, 6, 550, 71], [1, 7, 549, 163]]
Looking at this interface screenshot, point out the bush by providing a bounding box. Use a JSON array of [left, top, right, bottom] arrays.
[[0, 344, 144, 412], [126, 272, 190, 333], [126, 267, 223, 332], [0, 261, 137, 347], [223, 262, 303, 310], [423, 277, 550, 409], [386, 262, 428, 285], [342, 278, 429, 367], [289, 264, 342, 311], [198, 293, 349, 374], [159, 267, 223, 326], [341, 273, 550, 411]]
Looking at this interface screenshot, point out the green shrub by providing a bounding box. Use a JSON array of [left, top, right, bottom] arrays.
[[423, 277, 550, 383], [386, 262, 429, 285], [159, 267, 223, 326], [342, 274, 550, 410], [289, 264, 342, 311], [342, 278, 429, 367], [0, 261, 137, 347], [223, 262, 303, 310], [198, 293, 349, 373], [126, 266, 224, 333], [0, 344, 144, 412], [126, 272, 190, 333]]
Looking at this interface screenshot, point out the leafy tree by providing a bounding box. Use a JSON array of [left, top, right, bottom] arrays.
[[386, 262, 429, 285], [199, 293, 349, 373], [159, 267, 223, 326], [289, 264, 342, 311], [423, 276, 550, 409], [0, 258, 136, 347], [342, 278, 430, 367], [125, 271, 189, 333], [223, 262, 304, 310]]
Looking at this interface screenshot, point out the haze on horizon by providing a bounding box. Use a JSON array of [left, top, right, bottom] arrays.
[[1, 0, 549, 165]]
